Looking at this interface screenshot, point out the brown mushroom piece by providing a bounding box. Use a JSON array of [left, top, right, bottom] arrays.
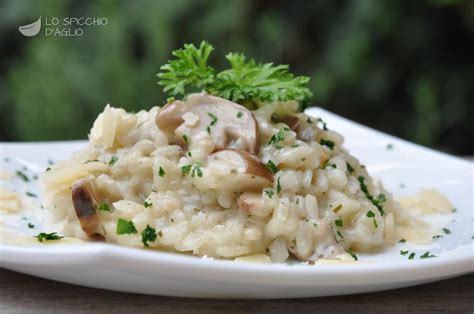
[[71, 178, 102, 238], [156, 93, 259, 153], [209, 149, 273, 192]]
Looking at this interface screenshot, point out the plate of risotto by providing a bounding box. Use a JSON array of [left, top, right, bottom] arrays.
[[0, 42, 472, 298]]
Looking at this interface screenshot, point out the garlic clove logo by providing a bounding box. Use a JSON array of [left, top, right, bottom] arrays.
[[19, 16, 42, 37]]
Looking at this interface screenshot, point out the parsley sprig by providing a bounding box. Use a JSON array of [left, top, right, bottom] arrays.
[[158, 41, 313, 109]]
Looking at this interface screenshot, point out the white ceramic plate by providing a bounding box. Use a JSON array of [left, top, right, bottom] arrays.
[[0, 108, 472, 298]]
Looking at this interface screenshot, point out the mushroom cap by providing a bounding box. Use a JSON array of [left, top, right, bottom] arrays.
[[156, 93, 259, 153], [71, 178, 102, 237], [209, 149, 273, 192]]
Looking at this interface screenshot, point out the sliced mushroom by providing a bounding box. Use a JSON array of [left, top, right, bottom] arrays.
[[209, 149, 273, 192], [156, 93, 259, 153], [237, 192, 273, 217], [271, 114, 300, 131], [71, 178, 102, 238]]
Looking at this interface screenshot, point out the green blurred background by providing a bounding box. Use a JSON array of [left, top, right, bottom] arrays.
[[0, 0, 473, 154]]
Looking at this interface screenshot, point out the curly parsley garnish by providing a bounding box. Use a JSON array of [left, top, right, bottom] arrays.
[[35, 232, 63, 243], [157, 41, 312, 109]]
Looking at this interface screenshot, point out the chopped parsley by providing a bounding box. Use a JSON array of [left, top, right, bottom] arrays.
[[432, 235, 443, 239], [336, 230, 344, 239], [358, 176, 386, 215], [206, 126, 211, 134], [26, 192, 37, 198], [144, 200, 153, 208], [84, 159, 100, 164], [108, 156, 118, 166], [442, 228, 451, 234], [268, 127, 289, 146], [333, 204, 343, 213], [386, 143, 394, 150], [276, 177, 282, 193], [187, 151, 192, 157], [116, 218, 137, 235], [400, 250, 409, 256], [319, 139, 335, 150], [181, 164, 192, 174], [452, 208, 457, 213], [191, 163, 203, 178], [264, 189, 274, 198], [46, 167, 51, 171], [207, 112, 218, 126], [182, 134, 189, 145], [291, 144, 300, 148], [16, 170, 29, 182], [141, 225, 158, 247], [158, 166, 166, 177], [347, 250, 358, 261], [265, 160, 279, 174], [35, 232, 63, 242], [98, 202, 111, 212], [398, 238, 406, 243], [27, 222, 35, 229], [236, 111, 243, 118], [317, 118, 328, 131], [335, 217, 343, 227], [408, 252, 416, 260], [366, 210, 378, 228], [346, 162, 355, 174], [420, 252, 436, 259]]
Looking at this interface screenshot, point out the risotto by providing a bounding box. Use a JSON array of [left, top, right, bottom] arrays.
[[40, 92, 427, 262]]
